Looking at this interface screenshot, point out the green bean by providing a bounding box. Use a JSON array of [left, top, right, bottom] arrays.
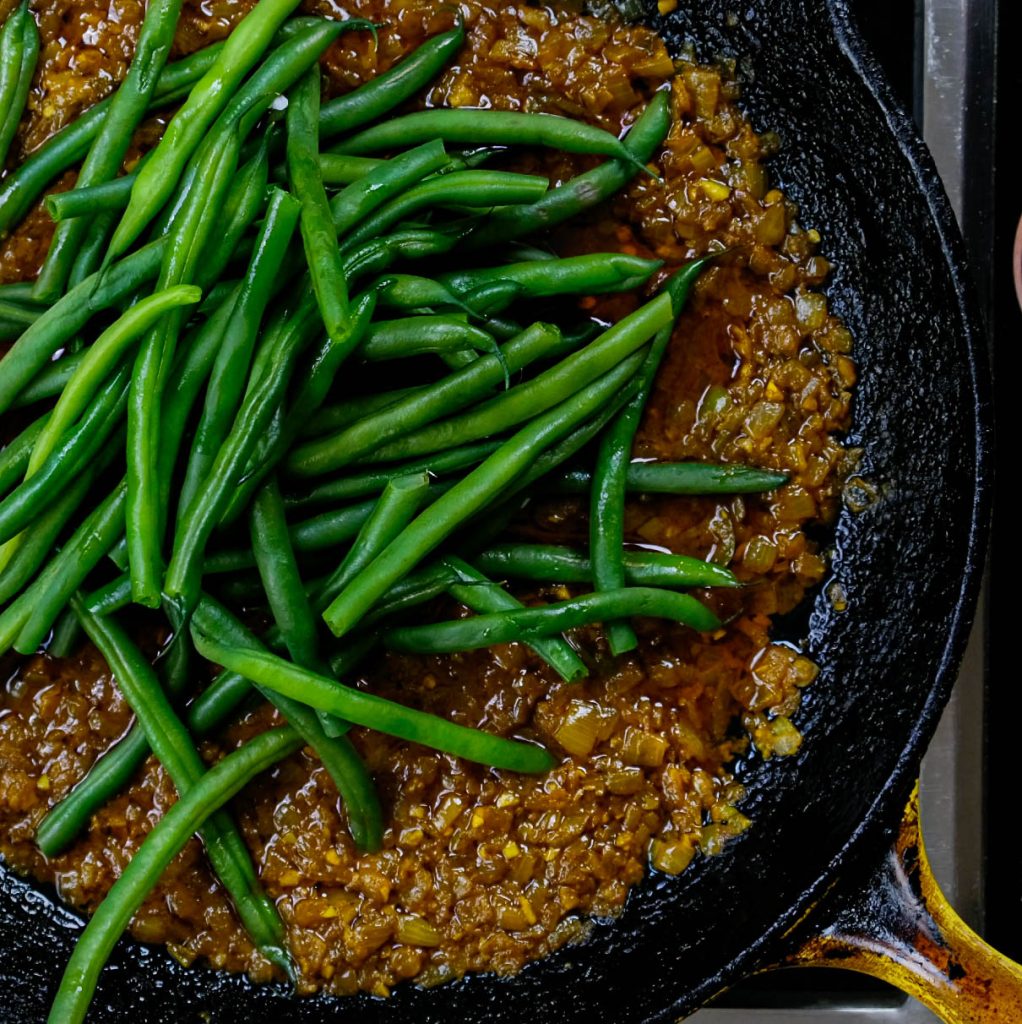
[[38, 595, 377, 859], [67, 209, 116, 289], [341, 170, 549, 248], [195, 593, 382, 850], [300, 387, 424, 438], [178, 189, 300, 520], [289, 65, 351, 343], [592, 260, 708, 654], [196, 134, 273, 286], [48, 606, 83, 658], [127, 132, 242, 606], [27, 286, 201, 477], [467, 90, 671, 250], [106, 0, 306, 262], [364, 291, 674, 464], [444, 556, 587, 682], [0, 470, 92, 604], [335, 109, 649, 174], [0, 2, 39, 171], [3, 482, 126, 656], [165, 293, 324, 616], [477, 545, 740, 590], [320, 152, 385, 184], [218, 290, 377, 525], [0, 297, 38, 329], [0, 413, 48, 497], [553, 462, 791, 495], [285, 439, 502, 510], [330, 139, 448, 237], [0, 239, 164, 417], [33, 0, 184, 301], [313, 473, 430, 615], [319, 23, 464, 139], [44, 174, 140, 221], [287, 321, 573, 478], [359, 315, 498, 362], [10, 351, 81, 408], [192, 631, 555, 774], [70, 601, 292, 976], [439, 252, 661, 299], [322, 352, 646, 637], [250, 477, 322, 669], [386, 587, 720, 654], [47, 726, 302, 1024], [0, 365, 127, 547], [0, 42, 223, 239]]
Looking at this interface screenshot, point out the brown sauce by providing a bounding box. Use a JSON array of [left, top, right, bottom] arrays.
[[0, 0, 856, 998]]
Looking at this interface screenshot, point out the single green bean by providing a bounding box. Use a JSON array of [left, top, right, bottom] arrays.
[[335, 109, 649, 174], [48, 606, 83, 658], [0, 297, 38, 328], [47, 726, 302, 1024], [438, 252, 662, 299], [341, 170, 549, 248], [106, 0, 305, 262], [313, 473, 430, 615], [287, 321, 572, 477], [476, 545, 740, 590], [0, 239, 164, 417], [44, 173, 141, 221], [444, 556, 587, 682], [10, 352, 79, 407], [192, 631, 555, 774], [67, 209, 116, 289], [33, 0, 184, 301], [359, 315, 497, 362], [553, 462, 791, 495], [467, 89, 671, 250], [386, 587, 720, 654], [27, 286, 201, 477], [319, 23, 464, 139], [320, 152, 384, 184], [300, 387, 424, 438], [363, 291, 674, 464], [178, 189, 300, 520], [0, 3, 39, 170], [0, 42, 223, 238], [289, 65, 350, 342], [322, 352, 646, 637], [285, 439, 502, 510], [250, 477, 322, 669]]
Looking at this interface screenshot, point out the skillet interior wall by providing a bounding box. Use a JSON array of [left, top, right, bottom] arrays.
[[0, 0, 990, 1020]]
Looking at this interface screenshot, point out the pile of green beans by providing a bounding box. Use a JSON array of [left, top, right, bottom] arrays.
[[0, 4, 796, 1017]]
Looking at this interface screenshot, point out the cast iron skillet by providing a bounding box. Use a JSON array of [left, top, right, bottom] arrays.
[[0, 0, 996, 1019]]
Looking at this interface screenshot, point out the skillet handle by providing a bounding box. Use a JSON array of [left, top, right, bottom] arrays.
[[786, 783, 1022, 1023]]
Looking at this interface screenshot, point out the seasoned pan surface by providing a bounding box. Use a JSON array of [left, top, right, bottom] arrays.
[[0, 0, 991, 1020]]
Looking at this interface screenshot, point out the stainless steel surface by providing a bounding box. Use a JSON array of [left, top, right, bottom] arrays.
[[689, 0, 993, 1018]]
